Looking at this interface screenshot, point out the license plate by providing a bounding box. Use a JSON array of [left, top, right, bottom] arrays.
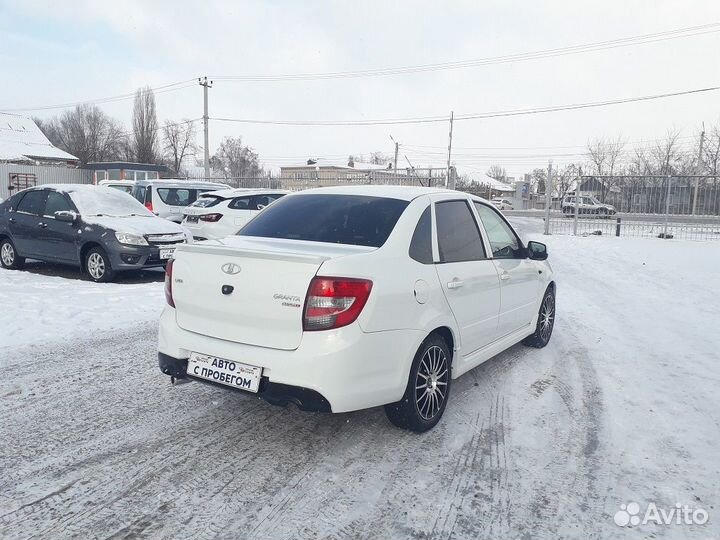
[[159, 248, 175, 260], [186, 216, 199, 223], [187, 352, 262, 393]]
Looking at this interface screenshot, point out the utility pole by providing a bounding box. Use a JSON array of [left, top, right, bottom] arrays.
[[544, 160, 553, 235], [199, 77, 213, 180], [692, 124, 705, 215], [446, 111, 454, 189], [573, 166, 581, 235], [390, 135, 400, 186]]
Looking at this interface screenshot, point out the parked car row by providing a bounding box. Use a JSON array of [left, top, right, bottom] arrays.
[[157, 186, 555, 432]]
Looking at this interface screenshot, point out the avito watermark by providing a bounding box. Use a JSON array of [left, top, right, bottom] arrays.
[[614, 501, 709, 527]]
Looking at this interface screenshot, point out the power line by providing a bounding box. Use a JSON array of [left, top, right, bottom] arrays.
[[210, 23, 720, 82], [210, 84, 720, 126], [1, 79, 198, 113]]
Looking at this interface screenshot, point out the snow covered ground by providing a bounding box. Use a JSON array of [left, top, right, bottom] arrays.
[[1, 220, 720, 539]]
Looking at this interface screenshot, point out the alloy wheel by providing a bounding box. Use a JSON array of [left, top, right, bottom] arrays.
[[415, 345, 449, 420], [1, 243, 14, 267], [87, 253, 106, 280], [540, 294, 555, 341]]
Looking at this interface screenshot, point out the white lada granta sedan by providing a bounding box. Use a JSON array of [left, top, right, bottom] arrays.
[[158, 186, 555, 432]]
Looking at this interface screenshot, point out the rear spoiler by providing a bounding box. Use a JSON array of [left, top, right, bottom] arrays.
[[175, 243, 331, 265]]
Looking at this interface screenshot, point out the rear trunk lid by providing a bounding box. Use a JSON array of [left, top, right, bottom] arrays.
[[171, 236, 373, 350]]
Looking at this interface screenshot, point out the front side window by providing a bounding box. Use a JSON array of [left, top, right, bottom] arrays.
[[409, 205, 433, 264], [435, 200, 486, 263], [473, 202, 523, 259], [16, 190, 47, 215], [44, 191, 74, 215], [252, 194, 285, 209], [239, 194, 409, 248]]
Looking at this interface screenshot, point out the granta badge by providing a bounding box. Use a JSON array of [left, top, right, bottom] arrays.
[[221, 263, 241, 275]]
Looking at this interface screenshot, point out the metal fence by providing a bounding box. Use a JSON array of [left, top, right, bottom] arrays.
[[200, 168, 450, 191], [0, 163, 92, 201], [546, 175, 720, 240]]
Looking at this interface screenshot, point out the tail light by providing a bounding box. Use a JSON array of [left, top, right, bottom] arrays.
[[199, 213, 223, 222], [303, 277, 373, 331], [165, 259, 175, 307], [145, 201, 154, 212]]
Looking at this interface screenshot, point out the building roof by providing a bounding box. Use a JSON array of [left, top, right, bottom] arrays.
[[481, 175, 515, 192], [0, 112, 79, 162], [281, 158, 400, 172], [85, 161, 169, 172]]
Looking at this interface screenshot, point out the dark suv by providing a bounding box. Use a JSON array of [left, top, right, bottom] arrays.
[[0, 184, 189, 282]]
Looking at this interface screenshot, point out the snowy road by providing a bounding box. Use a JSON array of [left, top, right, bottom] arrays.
[[2, 221, 720, 539]]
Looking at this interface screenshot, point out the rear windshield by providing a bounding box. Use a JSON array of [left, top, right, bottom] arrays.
[[190, 195, 225, 208], [156, 188, 198, 206], [239, 194, 409, 247]]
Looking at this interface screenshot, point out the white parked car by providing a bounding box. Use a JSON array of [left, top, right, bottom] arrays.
[[182, 189, 288, 241], [561, 195, 616, 217], [131, 179, 231, 223], [491, 197, 514, 211], [158, 186, 555, 432]]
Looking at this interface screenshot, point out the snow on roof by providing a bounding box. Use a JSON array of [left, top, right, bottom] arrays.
[[0, 112, 79, 162], [481, 175, 515, 192], [281, 158, 397, 172]]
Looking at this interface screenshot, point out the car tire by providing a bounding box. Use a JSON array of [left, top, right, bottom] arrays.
[[523, 285, 556, 348], [85, 246, 115, 283], [0, 238, 25, 270], [384, 334, 452, 433]]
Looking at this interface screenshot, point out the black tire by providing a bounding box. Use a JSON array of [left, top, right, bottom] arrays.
[[523, 285, 556, 348], [384, 334, 452, 432], [85, 246, 115, 283], [0, 238, 25, 270]]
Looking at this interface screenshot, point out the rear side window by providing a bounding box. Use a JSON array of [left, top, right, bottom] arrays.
[[409, 206, 433, 264], [435, 200, 486, 263], [239, 194, 409, 248], [44, 191, 74, 215], [132, 185, 148, 204], [157, 188, 197, 206], [228, 196, 253, 210], [16, 190, 47, 215]]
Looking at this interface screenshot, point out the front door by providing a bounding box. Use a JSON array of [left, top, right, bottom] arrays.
[[40, 191, 79, 262], [473, 202, 541, 337], [432, 198, 501, 357]]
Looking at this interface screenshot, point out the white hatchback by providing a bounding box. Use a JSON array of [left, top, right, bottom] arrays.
[[182, 189, 288, 240], [158, 186, 555, 432]]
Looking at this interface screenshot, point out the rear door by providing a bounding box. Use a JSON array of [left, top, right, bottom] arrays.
[[473, 202, 541, 337], [39, 190, 79, 262], [9, 190, 47, 258], [431, 195, 501, 356]]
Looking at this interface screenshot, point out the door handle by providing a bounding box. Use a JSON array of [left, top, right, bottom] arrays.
[[38, 222, 48, 228], [8, 217, 16, 224], [500, 271, 511, 281], [447, 279, 465, 289]]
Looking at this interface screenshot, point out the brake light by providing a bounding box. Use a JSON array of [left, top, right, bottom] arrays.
[[303, 277, 373, 331], [145, 201, 154, 212], [165, 259, 175, 307], [199, 213, 223, 222]]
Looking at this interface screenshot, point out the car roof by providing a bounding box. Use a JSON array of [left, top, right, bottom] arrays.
[[134, 178, 231, 188], [200, 188, 290, 199]]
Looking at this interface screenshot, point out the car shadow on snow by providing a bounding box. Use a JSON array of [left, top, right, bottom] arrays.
[[19, 260, 166, 284]]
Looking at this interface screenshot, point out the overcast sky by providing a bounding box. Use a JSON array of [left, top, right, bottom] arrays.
[[1, 0, 719, 178]]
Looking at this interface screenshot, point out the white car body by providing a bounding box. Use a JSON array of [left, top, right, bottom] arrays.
[[491, 197, 514, 210], [131, 179, 231, 223], [181, 189, 288, 240], [158, 186, 554, 429], [562, 195, 616, 216]]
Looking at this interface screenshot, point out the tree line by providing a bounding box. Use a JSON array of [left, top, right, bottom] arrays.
[[35, 87, 262, 179]]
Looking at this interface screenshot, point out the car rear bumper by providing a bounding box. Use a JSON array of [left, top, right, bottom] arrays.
[[157, 306, 424, 413]]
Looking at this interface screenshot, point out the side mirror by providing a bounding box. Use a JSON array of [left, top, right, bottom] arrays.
[[55, 210, 79, 223], [527, 241, 548, 261]]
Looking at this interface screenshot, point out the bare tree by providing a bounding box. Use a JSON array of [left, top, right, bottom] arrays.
[[486, 165, 507, 182], [132, 86, 158, 163], [162, 120, 197, 175], [210, 136, 262, 182], [701, 120, 720, 176], [585, 136, 625, 201], [34, 105, 125, 165]]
